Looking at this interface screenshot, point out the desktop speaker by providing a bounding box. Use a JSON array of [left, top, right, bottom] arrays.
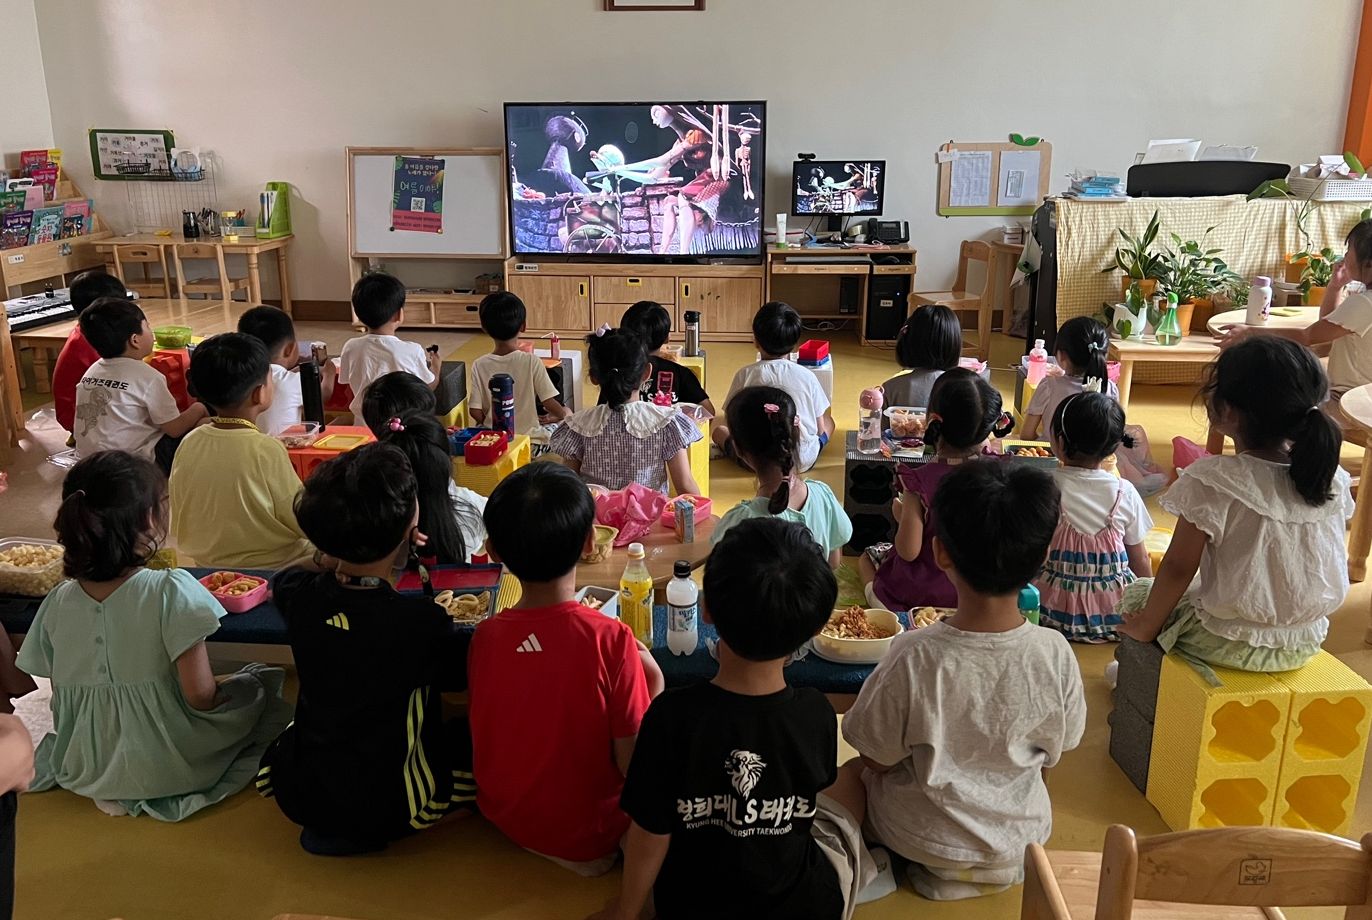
[[864, 275, 910, 341]]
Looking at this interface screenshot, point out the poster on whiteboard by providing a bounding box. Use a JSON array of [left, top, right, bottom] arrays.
[[391, 156, 444, 233]]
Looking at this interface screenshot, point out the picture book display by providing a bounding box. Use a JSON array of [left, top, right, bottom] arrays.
[[1, 211, 33, 250], [505, 101, 766, 258], [792, 160, 885, 216]]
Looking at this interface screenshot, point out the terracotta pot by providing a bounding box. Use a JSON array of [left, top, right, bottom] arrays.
[[1286, 258, 1308, 284], [1190, 297, 1215, 333], [1174, 301, 1196, 336], [1304, 286, 1326, 306], [1120, 277, 1158, 301]]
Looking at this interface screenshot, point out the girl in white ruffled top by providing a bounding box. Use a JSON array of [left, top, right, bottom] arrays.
[[550, 326, 702, 495], [1119, 337, 1353, 674]]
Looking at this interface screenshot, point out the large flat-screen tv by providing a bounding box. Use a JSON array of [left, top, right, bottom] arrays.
[[505, 101, 766, 259], [792, 159, 885, 216]]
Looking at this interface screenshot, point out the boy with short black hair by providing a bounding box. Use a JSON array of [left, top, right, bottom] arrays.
[[713, 301, 833, 471], [168, 333, 311, 568], [842, 461, 1086, 900], [339, 272, 440, 422], [52, 270, 129, 434], [73, 296, 208, 471], [594, 517, 876, 920], [237, 305, 336, 434], [620, 300, 713, 413], [258, 442, 475, 856], [468, 291, 569, 434], [469, 462, 661, 875]]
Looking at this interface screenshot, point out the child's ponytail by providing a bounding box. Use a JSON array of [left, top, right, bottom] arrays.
[[925, 368, 1005, 453], [52, 451, 166, 582], [379, 412, 472, 564], [1289, 404, 1342, 506], [725, 385, 798, 514], [586, 326, 649, 410], [1056, 316, 1110, 386]]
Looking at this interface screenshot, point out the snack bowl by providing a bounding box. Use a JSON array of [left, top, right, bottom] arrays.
[[812, 607, 902, 665], [275, 421, 322, 450], [153, 325, 194, 349], [198, 572, 269, 614], [581, 525, 619, 564], [0, 538, 65, 597], [660, 494, 713, 528], [883, 406, 928, 439], [1003, 442, 1058, 468], [575, 585, 619, 619]]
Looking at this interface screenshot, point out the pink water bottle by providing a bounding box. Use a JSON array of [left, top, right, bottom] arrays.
[[1027, 338, 1049, 386]]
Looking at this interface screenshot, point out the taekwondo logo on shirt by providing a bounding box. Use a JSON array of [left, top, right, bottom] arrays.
[[725, 750, 766, 798]]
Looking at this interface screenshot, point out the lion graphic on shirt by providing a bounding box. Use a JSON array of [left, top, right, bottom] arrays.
[[76, 387, 113, 438], [724, 750, 766, 799]]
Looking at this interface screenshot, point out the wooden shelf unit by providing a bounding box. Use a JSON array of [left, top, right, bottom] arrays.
[[764, 244, 917, 345], [0, 178, 113, 298], [504, 259, 765, 342]]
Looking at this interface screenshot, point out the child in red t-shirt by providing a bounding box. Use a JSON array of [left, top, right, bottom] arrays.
[[470, 463, 664, 875], [51, 270, 129, 433]]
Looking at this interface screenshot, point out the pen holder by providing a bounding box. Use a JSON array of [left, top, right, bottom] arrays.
[[257, 181, 292, 239]]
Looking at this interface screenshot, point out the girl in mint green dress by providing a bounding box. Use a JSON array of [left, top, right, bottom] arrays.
[[17, 451, 291, 821]]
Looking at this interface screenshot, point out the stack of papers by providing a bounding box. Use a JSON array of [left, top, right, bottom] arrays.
[[1064, 174, 1127, 201]]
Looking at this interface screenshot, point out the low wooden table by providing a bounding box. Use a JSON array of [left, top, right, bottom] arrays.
[[1206, 306, 1319, 336], [575, 515, 718, 589], [1108, 334, 1220, 410], [95, 233, 293, 313], [1337, 387, 1372, 603]]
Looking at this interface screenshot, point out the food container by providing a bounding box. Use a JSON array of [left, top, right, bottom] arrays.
[[432, 589, 493, 624], [153, 325, 194, 349], [464, 430, 510, 465], [1003, 441, 1058, 469], [0, 538, 65, 597], [798, 340, 830, 363], [883, 406, 927, 439], [812, 608, 902, 665], [575, 585, 620, 619], [660, 494, 713, 529], [312, 432, 371, 452], [198, 571, 269, 613], [275, 421, 322, 449], [581, 525, 619, 564], [447, 427, 485, 456]]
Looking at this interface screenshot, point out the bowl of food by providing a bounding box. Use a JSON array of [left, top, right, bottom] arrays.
[[575, 585, 619, 618], [1004, 443, 1057, 468], [581, 525, 619, 564], [197, 571, 269, 613], [275, 421, 322, 450], [812, 605, 902, 665], [434, 589, 490, 625], [0, 539, 65, 597], [884, 407, 928, 440], [153, 325, 194, 349]]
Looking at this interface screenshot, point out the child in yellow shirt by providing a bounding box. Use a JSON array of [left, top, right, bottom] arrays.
[[169, 333, 312, 568]]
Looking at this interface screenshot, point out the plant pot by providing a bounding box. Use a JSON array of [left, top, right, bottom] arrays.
[[1304, 286, 1326, 306], [1173, 301, 1196, 337], [1111, 302, 1147, 340], [1286, 258, 1308, 284], [1190, 297, 1215, 333], [1120, 278, 1158, 302]]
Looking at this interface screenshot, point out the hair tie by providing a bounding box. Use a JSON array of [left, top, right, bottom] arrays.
[[762, 403, 779, 415], [1087, 341, 1105, 353], [387, 417, 404, 433], [927, 411, 943, 424], [64, 488, 86, 503], [1083, 377, 1103, 394], [594, 323, 611, 337], [1308, 404, 1323, 416]]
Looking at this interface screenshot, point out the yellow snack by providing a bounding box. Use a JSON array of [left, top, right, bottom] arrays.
[[910, 607, 952, 629], [434, 590, 487, 624]]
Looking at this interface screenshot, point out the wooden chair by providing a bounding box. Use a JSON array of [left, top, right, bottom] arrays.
[[1022, 824, 1372, 920], [111, 244, 172, 299], [171, 242, 249, 308], [911, 240, 1012, 363]]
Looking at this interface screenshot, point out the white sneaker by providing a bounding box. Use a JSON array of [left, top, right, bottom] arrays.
[[1105, 659, 1120, 689]]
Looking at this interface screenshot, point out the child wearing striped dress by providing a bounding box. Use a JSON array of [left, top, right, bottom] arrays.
[[1034, 390, 1152, 641]]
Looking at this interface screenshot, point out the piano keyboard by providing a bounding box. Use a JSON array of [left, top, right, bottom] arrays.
[[4, 288, 74, 333]]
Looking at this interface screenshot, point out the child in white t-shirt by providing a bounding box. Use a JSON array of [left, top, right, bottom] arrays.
[[339, 273, 441, 422], [468, 292, 570, 434], [74, 297, 207, 473], [237, 306, 336, 435], [842, 461, 1085, 901], [713, 302, 833, 471]]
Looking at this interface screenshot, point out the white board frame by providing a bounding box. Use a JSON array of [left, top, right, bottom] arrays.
[[346, 146, 507, 259]]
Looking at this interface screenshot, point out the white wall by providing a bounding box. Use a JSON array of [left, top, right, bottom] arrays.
[[30, 0, 1364, 302], [0, 0, 53, 163]]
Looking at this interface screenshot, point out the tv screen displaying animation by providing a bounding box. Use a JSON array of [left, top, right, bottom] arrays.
[[505, 101, 766, 259], [791, 160, 885, 217]]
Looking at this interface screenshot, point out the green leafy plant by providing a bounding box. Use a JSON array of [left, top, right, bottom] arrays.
[[1157, 228, 1242, 303], [1126, 280, 1146, 313], [1103, 210, 1165, 280], [1296, 246, 1339, 293], [1223, 275, 1250, 309]]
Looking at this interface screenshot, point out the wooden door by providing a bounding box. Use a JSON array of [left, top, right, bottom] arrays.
[[507, 275, 591, 333], [679, 276, 762, 335]]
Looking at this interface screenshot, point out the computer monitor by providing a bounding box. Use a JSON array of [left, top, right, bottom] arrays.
[[791, 159, 885, 217]]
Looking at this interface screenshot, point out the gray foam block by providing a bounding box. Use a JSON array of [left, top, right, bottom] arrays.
[[1108, 692, 1153, 794], [435, 360, 468, 414], [1115, 637, 1164, 723]]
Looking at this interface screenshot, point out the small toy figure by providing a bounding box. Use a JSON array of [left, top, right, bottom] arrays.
[[736, 131, 755, 201]]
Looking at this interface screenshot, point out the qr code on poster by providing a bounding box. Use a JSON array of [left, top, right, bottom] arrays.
[[409, 197, 427, 211]]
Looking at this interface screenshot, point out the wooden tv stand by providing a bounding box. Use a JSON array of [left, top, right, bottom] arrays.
[[764, 244, 917, 345], [504, 259, 764, 342]]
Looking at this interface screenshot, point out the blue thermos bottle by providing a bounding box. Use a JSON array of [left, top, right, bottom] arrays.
[[489, 373, 516, 437]]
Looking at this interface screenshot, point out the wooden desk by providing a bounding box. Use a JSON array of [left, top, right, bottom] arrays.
[[1108, 334, 1220, 410], [1337, 385, 1372, 597], [575, 515, 718, 589], [95, 234, 293, 314], [764, 245, 917, 345], [1207, 307, 1319, 335]]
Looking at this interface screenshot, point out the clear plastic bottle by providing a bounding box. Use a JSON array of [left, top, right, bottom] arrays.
[[1026, 339, 1049, 386], [666, 560, 698, 656], [619, 543, 654, 645], [1155, 293, 1183, 346], [857, 387, 884, 455]]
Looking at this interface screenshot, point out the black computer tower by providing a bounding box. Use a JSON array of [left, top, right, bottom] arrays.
[[864, 274, 910, 341]]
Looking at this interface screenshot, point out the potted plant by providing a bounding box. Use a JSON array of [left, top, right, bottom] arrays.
[[1296, 246, 1338, 305], [1103, 210, 1165, 300], [1156, 228, 1242, 334], [1110, 281, 1147, 340]]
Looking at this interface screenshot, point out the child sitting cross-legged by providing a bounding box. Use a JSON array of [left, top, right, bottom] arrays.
[[550, 327, 701, 495], [470, 463, 663, 876], [468, 292, 570, 433], [591, 518, 878, 920], [18, 451, 290, 821], [712, 386, 851, 568], [843, 461, 1086, 900], [339, 272, 441, 423], [169, 333, 312, 568], [257, 443, 476, 855], [237, 305, 336, 435], [52, 269, 128, 436]]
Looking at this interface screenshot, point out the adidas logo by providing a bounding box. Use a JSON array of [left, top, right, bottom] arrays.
[[326, 613, 350, 631], [516, 633, 543, 653]]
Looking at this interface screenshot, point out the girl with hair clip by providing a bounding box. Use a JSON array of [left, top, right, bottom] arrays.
[[712, 386, 851, 568], [550, 325, 701, 495], [1035, 387, 1154, 643], [860, 368, 1014, 611], [1119, 337, 1352, 677], [377, 412, 487, 564], [17, 451, 290, 820]]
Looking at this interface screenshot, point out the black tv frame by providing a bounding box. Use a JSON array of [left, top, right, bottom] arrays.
[[790, 158, 886, 221]]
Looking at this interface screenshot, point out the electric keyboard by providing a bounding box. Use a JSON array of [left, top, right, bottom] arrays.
[[4, 289, 75, 333]]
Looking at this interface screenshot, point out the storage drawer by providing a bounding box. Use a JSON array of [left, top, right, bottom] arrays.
[[593, 275, 675, 305], [433, 302, 482, 325]]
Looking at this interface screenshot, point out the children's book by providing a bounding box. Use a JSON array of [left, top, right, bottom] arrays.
[[60, 199, 91, 238], [29, 165, 59, 201], [28, 206, 62, 245], [0, 211, 33, 250], [19, 148, 61, 179], [0, 191, 25, 215]]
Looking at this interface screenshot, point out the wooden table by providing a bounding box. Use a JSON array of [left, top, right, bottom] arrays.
[[575, 515, 718, 589], [94, 233, 294, 314], [1337, 386, 1372, 600], [1206, 306, 1319, 335], [1108, 334, 1220, 410]]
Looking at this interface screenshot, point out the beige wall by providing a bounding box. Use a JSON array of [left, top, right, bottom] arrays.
[[0, 0, 53, 165], [28, 0, 1364, 302]]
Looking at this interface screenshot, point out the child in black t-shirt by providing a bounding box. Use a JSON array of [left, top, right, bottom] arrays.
[[256, 443, 474, 856], [592, 518, 878, 920], [620, 300, 713, 413]]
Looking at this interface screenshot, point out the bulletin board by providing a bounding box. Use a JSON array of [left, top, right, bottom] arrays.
[[936, 140, 1052, 217], [346, 146, 507, 258]]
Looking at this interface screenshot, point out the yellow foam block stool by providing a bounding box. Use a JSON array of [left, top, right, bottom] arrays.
[[452, 434, 531, 496], [1144, 526, 1173, 573], [438, 396, 469, 430], [1271, 652, 1372, 837], [1147, 656, 1290, 831], [675, 417, 711, 498]]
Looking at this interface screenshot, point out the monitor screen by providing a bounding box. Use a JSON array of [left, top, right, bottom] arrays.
[[505, 101, 766, 259], [791, 160, 885, 217]]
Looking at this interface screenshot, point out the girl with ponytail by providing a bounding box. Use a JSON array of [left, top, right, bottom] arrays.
[[713, 386, 851, 568], [1119, 337, 1352, 676], [17, 450, 289, 819], [1020, 317, 1117, 441], [378, 412, 486, 564]]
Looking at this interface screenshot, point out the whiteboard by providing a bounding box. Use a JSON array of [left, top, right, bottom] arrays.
[[348, 149, 506, 257]]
